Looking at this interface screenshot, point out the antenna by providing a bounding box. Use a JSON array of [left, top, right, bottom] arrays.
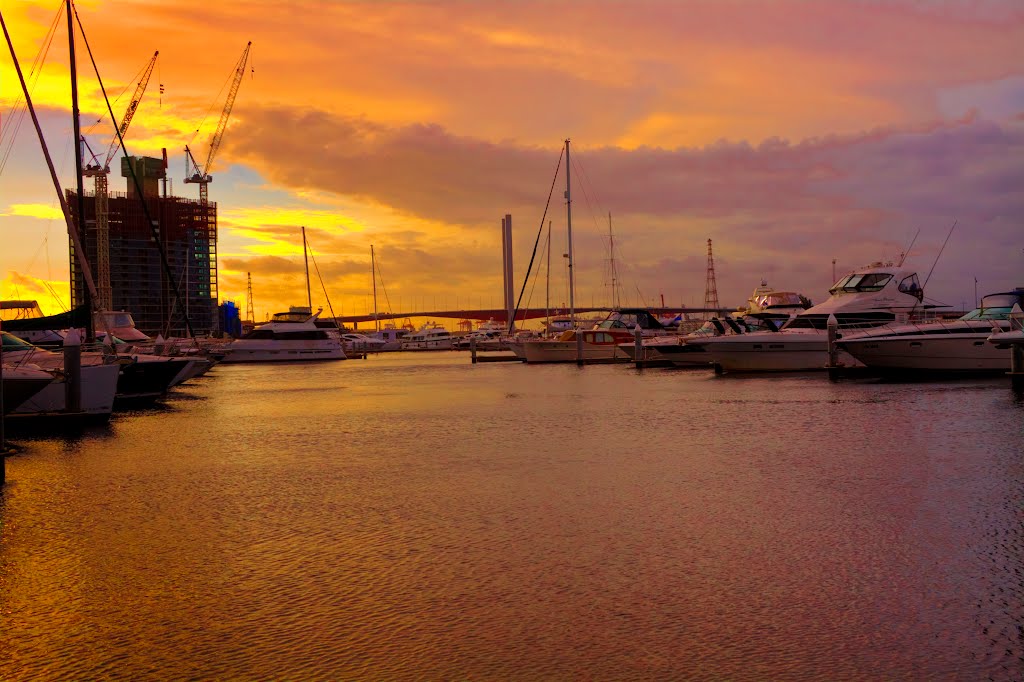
[[897, 227, 921, 267], [922, 220, 957, 290]]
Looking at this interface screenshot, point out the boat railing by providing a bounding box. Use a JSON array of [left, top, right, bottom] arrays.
[[840, 315, 1009, 338]]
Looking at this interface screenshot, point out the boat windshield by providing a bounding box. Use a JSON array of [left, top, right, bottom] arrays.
[[782, 312, 896, 330], [1, 331, 38, 349], [959, 292, 1024, 321], [828, 273, 893, 295], [755, 292, 803, 308], [271, 312, 310, 323]]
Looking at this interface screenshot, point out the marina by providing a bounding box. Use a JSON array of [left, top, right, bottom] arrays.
[[2, 1, 1023, 679]]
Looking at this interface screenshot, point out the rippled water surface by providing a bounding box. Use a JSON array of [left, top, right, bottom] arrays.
[[2, 353, 1023, 680]]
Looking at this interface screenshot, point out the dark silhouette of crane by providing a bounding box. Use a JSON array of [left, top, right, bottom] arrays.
[[81, 50, 159, 310], [184, 41, 252, 206]]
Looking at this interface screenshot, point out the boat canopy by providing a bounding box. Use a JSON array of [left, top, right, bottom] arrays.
[[596, 309, 666, 331], [0, 304, 90, 332], [959, 289, 1024, 321]]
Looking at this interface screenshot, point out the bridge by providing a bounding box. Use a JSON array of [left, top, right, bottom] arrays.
[[331, 307, 735, 325]]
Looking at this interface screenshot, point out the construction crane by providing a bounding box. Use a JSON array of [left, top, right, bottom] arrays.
[[184, 41, 252, 206], [82, 50, 159, 310]]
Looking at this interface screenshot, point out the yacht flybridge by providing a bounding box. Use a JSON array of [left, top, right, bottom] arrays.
[[684, 262, 925, 373], [837, 288, 1024, 375], [221, 307, 346, 363]]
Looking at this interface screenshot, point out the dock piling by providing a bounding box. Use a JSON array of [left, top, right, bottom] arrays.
[[634, 326, 643, 368], [64, 329, 82, 414]]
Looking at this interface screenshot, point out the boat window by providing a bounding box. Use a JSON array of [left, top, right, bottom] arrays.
[[898, 274, 923, 300], [829, 274, 855, 293], [243, 329, 277, 340], [1, 331, 37, 349], [852, 273, 892, 291], [960, 292, 1024, 320], [275, 330, 330, 340], [782, 313, 895, 331], [829, 273, 893, 294]]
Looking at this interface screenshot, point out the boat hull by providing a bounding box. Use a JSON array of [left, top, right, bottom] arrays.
[[12, 362, 120, 417], [519, 340, 627, 364], [839, 334, 1009, 374], [220, 342, 346, 363], [2, 367, 54, 414], [401, 340, 454, 351], [688, 332, 861, 373]]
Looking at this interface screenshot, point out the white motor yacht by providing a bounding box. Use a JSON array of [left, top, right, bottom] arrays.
[[401, 323, 454, 351], [221, 308, 346, 363], [340, 333, 389, 353], [837, 288, 1024, 375], [685, 262, 925, 373], [626, 281, 809, 366]]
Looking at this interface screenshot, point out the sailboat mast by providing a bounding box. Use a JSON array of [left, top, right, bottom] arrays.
[[565, 138, 574, 327], [371, 244, 379, 332], [302, 226, 312, 311], [67, 0, 94, 341], [1, 9, 97, 304], [545, 220, 551, 335], [608, 211, 619, 309]]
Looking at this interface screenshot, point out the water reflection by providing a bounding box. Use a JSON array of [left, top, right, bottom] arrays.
[[2, 355, 1022, 679]]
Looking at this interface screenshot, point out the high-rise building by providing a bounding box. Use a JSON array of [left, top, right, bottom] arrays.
[[68, 155, 219, 337]]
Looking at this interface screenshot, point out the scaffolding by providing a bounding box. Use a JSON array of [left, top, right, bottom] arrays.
[[68, 188, 218, 337]]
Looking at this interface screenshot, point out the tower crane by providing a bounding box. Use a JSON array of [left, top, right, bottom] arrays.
[[82, 50, 159, 310], [184, 41, 252, 206]]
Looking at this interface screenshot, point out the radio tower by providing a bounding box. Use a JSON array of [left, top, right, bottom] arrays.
[[703, 238, 719, 320], [245, 272, 256, 324]]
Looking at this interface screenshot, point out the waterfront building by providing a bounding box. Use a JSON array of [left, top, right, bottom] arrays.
[[67, 155, 219, 337]]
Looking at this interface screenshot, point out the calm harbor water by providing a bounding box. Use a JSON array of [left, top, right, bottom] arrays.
[[2, 353, 1023, 680]]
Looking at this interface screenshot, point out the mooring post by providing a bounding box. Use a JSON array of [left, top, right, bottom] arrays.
[[634, 325, 643, 368], [576, 331, 584, 366], [826, 313, 839, 381], [470, 335, 477, 364], [1010, 343, 1024, 391], [64, 328, 82, 415]]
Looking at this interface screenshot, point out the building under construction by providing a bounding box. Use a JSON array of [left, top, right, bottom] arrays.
[[68, 155, 219, 337]]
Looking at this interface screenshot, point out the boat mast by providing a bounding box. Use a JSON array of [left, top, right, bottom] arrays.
[[608, 211, 620, 309], [565, 138, 574, 328], [67, 0, 94, 341], [371, 244, 380, 332], [302, 226, 312, 311], [545, 220, 551, 335]]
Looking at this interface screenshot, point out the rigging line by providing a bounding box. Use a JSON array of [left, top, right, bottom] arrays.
[[572, 151, 641, 305], [375, 253, 394, 314], [568, 152, 607, 252], [74, 6, 196, 338], [922, 219, 957, 291], [897, 227, 921, 267], [520, 223, 550, 316], [306, 243, 341, 327], [0, 3, 62, 175], [509, 144, 565, 334]]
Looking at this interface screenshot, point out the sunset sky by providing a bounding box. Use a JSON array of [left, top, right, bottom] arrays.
[[1, 0, 1022, 323]]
